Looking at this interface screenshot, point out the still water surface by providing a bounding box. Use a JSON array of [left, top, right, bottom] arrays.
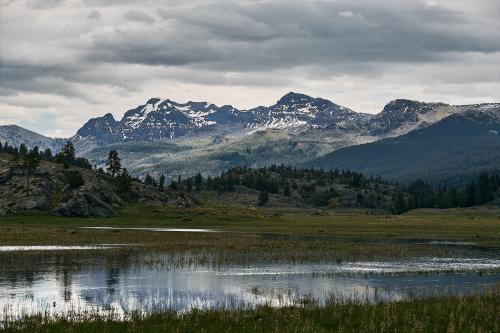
[[0, 249, 498, 319]]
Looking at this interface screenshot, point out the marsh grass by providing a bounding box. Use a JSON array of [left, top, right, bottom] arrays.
[[1, 204, 499, 264], [1, 205, 499, 331], [1, 289, 498, 333]]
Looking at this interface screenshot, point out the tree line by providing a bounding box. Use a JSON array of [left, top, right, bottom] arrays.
[[3, 142, 499, 211], [143, 164, 500, 211], [393, 173, 500, 213], [143, 165, 393, 207]]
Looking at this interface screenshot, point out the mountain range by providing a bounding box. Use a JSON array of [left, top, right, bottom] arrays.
[[1, 92, 499, 183], [71, 92, 468, 153]]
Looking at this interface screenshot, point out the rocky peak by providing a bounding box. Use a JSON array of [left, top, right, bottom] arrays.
[[369, 99, 455, 136], [76, 113, 118, 140], [381, 99, 449, 115], [277, 92, 317, 105]]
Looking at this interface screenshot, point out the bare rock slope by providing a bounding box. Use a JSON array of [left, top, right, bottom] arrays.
[[0, 153, 189, 217]]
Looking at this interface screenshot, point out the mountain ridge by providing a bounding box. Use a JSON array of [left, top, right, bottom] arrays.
[[0, 125, 65, 152], [71, 92, 492, 154], [3, 93, 499, 183], [304, 106, 500, 184]]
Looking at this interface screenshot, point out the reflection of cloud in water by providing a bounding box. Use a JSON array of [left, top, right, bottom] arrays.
[[81, 227, 218, 233], [0, 254, 499, 320], [0, 245, 123, 252]]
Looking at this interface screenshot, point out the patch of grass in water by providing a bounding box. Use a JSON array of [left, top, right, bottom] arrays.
[[0, 203, 499, 263], [1, 288, 498, 333]]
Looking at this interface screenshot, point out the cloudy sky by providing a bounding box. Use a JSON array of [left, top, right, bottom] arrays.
[[1, 0, 499, 137]]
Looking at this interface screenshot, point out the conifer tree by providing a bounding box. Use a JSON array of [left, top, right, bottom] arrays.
[[116, 168, 132, 193], [23, 149, 40, 196], [159, 174, 166, 189], [283, 182, 291, 197], [258, 191, 269, 206], [106, 150, 122, 177], [59, 141, 75, 168]]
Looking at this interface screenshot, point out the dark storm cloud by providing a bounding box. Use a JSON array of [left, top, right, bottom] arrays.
[[1, 0, 500, 137], [80, 1, 500, 71]]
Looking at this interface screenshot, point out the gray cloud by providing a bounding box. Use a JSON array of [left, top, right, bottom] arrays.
[[87, 10, 100, 20], [0, 0, 499, 137], [123, 10, 156, 24], [79, 1, 500, 71], [25, 0, 66, 9]]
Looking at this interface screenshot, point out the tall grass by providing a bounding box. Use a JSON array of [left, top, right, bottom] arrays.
[[1, 290, 498, 333]]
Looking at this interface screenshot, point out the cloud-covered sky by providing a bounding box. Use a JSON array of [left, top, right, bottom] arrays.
[[1, 0, 499, 137]]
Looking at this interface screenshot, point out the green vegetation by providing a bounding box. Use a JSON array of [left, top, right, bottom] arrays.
[[2, 143, 500, 332], [1, 203, 499, 263], [172, 165, 398, 210], [0, 140, 92, 170], [394, 173, 500, 213], [1, 290, 498, 333], [171, 165, 500, 212]]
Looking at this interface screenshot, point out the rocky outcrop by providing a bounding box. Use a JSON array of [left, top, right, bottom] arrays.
[[53, 191, 118, 218], [0, 153, 185, 217]]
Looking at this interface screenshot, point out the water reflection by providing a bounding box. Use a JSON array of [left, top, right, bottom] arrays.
[[0, 251, 499, 319]]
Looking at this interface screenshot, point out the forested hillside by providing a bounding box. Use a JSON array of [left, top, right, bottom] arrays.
[[306, 109, 500, 185]]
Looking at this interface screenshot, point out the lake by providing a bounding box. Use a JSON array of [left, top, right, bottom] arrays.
[[0, 248, 498, 320]]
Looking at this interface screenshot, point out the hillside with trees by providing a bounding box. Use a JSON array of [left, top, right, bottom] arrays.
[[0, 142, 190, 217], [1, 141, 499, 216], [154, 165, 500, 213], [305, 110, 500, 185]]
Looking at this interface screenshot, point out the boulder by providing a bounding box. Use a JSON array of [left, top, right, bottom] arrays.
[[53, 190, 117, 217]]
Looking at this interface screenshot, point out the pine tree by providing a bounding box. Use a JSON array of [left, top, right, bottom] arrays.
[[43, 148, 53, 161], [159, 174, 166, 189], [144, 173, 154, 186], [19, 144, 28, 157], [464, 181, 476, 207], [393, 190, 406, 213], [283, 182, 291, 197], [115, 168, 133, 194], [59, 141, 75, 168], [23, 149, 40, 196], [106, 150, 122, 177], [194, 173, 203, 191], [258, 191, 269, 206]]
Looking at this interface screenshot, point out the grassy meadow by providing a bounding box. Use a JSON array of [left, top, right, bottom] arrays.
[[0, 202, 499, 263]]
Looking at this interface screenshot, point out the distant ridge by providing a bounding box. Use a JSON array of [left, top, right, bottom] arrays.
[[0, 125, 64, 152], [305, 105, 500, 184]]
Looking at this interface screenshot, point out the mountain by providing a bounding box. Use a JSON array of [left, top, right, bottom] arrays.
[[71, 92, 372, 153], [71, 92, 486, 177], [0, 125, 64, 152], [305, 104, 500, 184], [368, 99, 457, 136], [246, 92, 370, 132], [73, 93, 477, 154], [4, 93, 499, 182]]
